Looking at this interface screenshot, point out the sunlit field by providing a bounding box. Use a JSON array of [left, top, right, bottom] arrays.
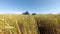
[[0, 14, 38, 34], [0, 14, 60, 34]]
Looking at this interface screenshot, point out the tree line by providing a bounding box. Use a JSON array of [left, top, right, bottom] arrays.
[[22, 11, 36, 15]]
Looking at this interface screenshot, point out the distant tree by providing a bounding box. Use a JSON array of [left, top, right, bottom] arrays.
[[23, 11, 29, 15], [32, 13, 36, 15]]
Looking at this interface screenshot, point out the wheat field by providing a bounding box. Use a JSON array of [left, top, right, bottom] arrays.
[[0, 14, 60, 34], [0, 14, 38, 34]]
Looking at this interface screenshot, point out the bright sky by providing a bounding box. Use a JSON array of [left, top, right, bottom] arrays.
[[0, 0, 60, 14]]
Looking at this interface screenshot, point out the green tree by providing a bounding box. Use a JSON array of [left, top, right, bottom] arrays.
[[23, 11, 29, 15], [32, 13, 36, 15]]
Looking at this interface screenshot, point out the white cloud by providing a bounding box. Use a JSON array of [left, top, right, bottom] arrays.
[[0, 11, 23, 14], [51, 10, 60, 14]]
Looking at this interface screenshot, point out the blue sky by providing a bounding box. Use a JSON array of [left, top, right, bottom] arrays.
[[0, 0, 60, 14]]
